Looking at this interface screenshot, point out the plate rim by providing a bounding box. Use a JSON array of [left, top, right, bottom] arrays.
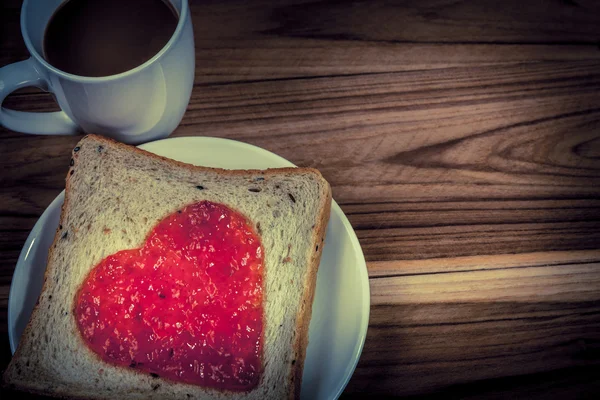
[[8, 136, 370, 399]]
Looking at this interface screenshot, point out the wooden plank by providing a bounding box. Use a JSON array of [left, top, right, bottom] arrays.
[[348, 298, 600, 396], [346, 254, 600, 396], [3, 0, 600, 80], [370, 262, 600, 304], [367, 250, 600, 276]]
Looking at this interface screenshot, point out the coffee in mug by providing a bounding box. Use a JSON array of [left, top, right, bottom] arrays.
[[44, 0, 179, 77]]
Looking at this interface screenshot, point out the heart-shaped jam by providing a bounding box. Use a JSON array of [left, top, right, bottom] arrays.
[[75, 201, 264, 391]]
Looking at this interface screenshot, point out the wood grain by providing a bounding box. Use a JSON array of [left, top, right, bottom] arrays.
[[1, 0, 600, 398], [354, 253, 600, 397]]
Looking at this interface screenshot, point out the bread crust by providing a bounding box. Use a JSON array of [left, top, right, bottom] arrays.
[[289, 184, 331, 400]]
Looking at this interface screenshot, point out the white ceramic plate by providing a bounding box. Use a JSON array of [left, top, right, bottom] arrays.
[[8, 137, 370, 400]]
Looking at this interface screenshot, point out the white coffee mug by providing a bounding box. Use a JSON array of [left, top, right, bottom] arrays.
[[0, 0, 194, 144]]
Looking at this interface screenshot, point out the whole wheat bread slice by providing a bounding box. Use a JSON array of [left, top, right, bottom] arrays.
[[3, 134, 331, 400]]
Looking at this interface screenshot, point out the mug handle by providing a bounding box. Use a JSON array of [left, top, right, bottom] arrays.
[[0, 58, 78, 135]]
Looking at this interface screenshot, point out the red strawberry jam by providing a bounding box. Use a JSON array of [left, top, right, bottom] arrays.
[[75, 201, 264, 391]]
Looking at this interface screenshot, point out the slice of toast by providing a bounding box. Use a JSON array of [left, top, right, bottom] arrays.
[[3, 134, 331, 400]]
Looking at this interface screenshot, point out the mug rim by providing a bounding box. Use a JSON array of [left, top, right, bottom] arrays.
[[20, 0, 189, 83]]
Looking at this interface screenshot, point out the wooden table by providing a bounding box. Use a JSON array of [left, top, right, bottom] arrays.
[[2, 0, 600, 398]]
